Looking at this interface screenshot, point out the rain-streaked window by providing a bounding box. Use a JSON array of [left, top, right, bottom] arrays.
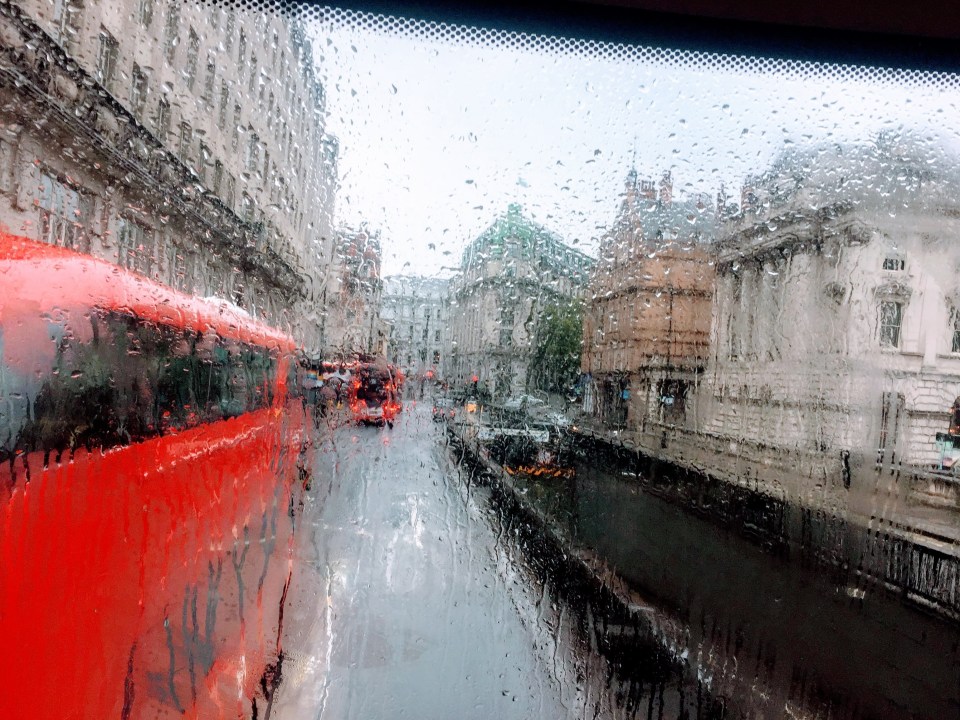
[[3, 2, 960, 719]]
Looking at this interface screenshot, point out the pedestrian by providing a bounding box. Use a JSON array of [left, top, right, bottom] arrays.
[[318, 380, 336, 419]]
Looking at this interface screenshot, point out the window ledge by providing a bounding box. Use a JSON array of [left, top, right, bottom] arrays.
[[879, 348, 922, 357]]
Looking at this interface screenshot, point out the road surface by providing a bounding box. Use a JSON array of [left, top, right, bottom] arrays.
[[271, 404, 608, 719]]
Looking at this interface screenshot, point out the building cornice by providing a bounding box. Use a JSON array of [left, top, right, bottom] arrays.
[[713, 202, 861, 267], [0, 2, 304, 296]]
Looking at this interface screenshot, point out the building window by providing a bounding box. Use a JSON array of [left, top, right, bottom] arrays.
[[728, 272, 743, 359], [37, 172, 91, 252], [165, 242, 184, 289], [225, 174, 236, 210], [248, 59, 257, 94], [198, 143, 210, 184], [951, 308, 960, 353], [178, 122, 192, 164], [246, 133, 260, 174], [883, 255, 906, 272], [155, 96, 170, 139], [185, 28, 200, 90], [116, 216, 155, 276], [51, 0, 82, 48], [879, 301, 903, 348], [163, 0, 179, 64], [137, 0, 153, 26], [223, 11, 235, 52], [232, 277, 246, 308], [0, 138, 14, 193], [218, 80, 229, 126], [232, 104, 241, 150], [213, 160, 223, 194], [130, 64, 148, 117], [203, 54, 216, 105], [95, 29, 119, 90]]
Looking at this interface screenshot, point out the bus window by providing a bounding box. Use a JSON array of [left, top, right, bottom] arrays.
[[2, 308, 281, 465]]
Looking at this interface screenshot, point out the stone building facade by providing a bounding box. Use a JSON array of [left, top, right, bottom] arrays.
[[380, 276, 451, 378], [448, 204, 593, 399], [702, 139, 960, 470], [581, 170, 716, 429], [324, 226, 385, 358], [0, 0, 337, 354]]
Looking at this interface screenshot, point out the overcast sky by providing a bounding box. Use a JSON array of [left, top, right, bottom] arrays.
[[310, 11, 960, 276]]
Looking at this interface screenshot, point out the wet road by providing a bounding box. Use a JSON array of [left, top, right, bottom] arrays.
[[271, 404, 593, 719]]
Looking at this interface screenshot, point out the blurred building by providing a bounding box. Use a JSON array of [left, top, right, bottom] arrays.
[[0, 1, 338, 354], [324, 226, 385, 357], [448, 204, 594, 399], [581, 170, 716, 429], [380, 276, 451, 379], [702, 136, 960, 469]]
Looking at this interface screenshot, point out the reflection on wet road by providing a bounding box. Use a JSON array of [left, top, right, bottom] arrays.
[[514, 455, 960, 720], [272, 405, 584, 719]]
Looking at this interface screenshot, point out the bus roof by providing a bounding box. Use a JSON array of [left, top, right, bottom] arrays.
[[0, 233, 296, 351]]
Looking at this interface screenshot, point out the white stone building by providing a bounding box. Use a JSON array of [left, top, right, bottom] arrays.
[[448, 204, 594, 399], [380, 276, 451, 378], [323, 226, 385, 358], [700, 137, 960, 469], [0, 0, 337, 354]]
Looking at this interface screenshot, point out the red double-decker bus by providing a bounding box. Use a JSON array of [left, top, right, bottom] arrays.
[[0, 234, 307, 719], [348, 359, 402, 427]]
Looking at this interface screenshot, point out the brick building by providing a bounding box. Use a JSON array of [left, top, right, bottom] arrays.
[[581, 170, 716, 429]]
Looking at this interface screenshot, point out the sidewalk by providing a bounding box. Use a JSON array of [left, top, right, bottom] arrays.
[[575, 419, 960, 555]]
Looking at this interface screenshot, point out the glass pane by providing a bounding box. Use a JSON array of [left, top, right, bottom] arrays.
[[2, 2, 960, 720]]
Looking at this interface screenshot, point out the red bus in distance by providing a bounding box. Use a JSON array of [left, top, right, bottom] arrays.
[[348, 358, 402, 427]]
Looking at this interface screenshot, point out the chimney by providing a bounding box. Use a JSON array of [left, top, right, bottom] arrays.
[[659, 171, 672, 205], [740, 184, 757, 216], [639, 179, 656, 201]]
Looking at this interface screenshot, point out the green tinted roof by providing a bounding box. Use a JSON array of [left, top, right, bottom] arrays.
[[462, 204, 592, 269]]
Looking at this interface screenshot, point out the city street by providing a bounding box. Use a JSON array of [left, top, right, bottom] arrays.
[[272, 398, 960, 720], [271, 403, 605, 720]]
